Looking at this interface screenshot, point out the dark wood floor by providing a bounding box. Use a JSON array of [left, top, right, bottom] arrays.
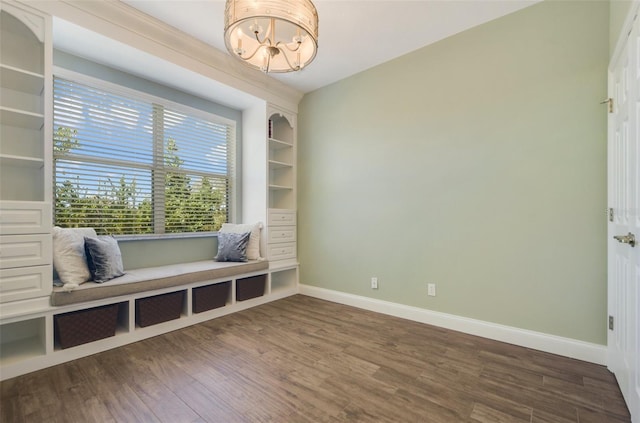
[[0, 295, 631, 422]]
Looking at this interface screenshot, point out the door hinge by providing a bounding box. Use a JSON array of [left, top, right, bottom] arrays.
[[609, 315, 614, 330], [601, 98, 614, 113], [609, 207, 614, 222]]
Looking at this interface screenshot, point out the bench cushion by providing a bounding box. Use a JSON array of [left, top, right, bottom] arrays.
[[51, 260, 268, 306]]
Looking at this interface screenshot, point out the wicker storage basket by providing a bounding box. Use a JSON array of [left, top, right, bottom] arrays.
[[193, 281, 230, 313], [54, 303, 119, 349], [136, 290, 184, 327], [236, 274, 266, 301]]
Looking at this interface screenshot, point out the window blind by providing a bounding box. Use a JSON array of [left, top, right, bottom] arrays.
[[53, 77, 235, 235]]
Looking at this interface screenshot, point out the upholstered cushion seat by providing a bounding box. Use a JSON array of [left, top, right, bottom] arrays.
[[51, 259, 268, 306]]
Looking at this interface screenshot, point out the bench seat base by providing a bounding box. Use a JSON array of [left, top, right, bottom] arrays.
[[51, 260, 268, 306]]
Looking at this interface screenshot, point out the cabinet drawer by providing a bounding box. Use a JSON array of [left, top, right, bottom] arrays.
[[0, 234, 51, 269], [268, 226, 296, 244], [268, 243, 296, 261], [0, 202, 51, 234], [0, 264, 52, 303], [268, 209, 296, 226]]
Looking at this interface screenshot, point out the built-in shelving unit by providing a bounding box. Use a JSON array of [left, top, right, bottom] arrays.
[[0, 1, 53, 381], [267, 107, 298, 292], [0, 2, 302, 381], [0, 3, 50, 204], [0, 270, 280, 381]]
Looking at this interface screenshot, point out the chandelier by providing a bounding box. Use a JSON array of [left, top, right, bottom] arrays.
[[224, 0, 319, 73]]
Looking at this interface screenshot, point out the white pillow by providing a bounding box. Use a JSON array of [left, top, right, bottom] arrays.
[[52, 226, 97, 287], [219, 222, 262, 260]]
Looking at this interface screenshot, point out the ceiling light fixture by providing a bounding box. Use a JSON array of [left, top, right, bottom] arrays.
[[224, 0, 319, 73]]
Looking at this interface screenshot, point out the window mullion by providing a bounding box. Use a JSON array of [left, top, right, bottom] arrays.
[[153, 104, 166, 234]]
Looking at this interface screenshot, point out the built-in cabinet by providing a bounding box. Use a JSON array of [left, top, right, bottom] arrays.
[[0, 2, 301, 381], [0, 2, 52, 304], [266, 106, 298, 295], [0, 0, 53, 380], [0, 271, 274, 381]]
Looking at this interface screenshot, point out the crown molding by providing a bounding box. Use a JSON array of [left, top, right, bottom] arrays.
[[25, 0, 303, 111]]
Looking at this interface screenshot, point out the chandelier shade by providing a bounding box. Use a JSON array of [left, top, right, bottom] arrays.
[[224, 0, 319, 73]]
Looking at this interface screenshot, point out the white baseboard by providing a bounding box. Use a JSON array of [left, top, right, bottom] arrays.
[[298, 284, 606, 365]]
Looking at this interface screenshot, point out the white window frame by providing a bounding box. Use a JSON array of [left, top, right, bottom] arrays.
[[52, 67, 238, 239]]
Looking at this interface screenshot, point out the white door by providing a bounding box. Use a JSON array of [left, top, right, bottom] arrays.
[[608, 7, 640, 423]]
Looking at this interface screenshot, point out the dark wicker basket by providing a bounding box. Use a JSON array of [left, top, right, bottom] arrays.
[[193, 281, 230, 313], [236, 274, 266, 301], [136, 291, 184, 327], [54, 303, 119, 349]]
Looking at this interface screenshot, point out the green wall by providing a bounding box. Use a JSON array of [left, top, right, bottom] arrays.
[[118, 236, 217, 270], [298, 1, 609, 344]]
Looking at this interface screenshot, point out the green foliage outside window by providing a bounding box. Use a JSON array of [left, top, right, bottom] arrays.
[[54, 127, 228, 235]]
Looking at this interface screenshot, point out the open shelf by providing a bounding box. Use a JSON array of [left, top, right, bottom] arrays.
[[0, 317, 46, 365], [0, 154, 44, 168], [0, 164, 45, 201], [269, 184, 293, 191], [269, 138, 292, 149], [0, 106, 44, 129], [270, 267, 298, 294], [0, 64, 44, 94], [269, 159, 293, 169]]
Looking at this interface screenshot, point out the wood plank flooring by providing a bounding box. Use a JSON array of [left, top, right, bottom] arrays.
[[0, 295, 631, 422]]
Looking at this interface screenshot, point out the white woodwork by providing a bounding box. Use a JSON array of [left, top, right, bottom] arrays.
[[0, 266, 297, 381], [267, 243, 297, 262], [265, 107, 298, 271], [1, 124, 42, 159], [0, 265, 52, 303], [0, 234, 52, 269], [0, 2, 53, 311], [269, 266, 298, 295], [30, 0, 302, 111], [0, 64, 44, 95], [301, 284, 607, 365], [608, 4, 640, 421], [267, 226, 296, 244], [0, 1, 304, 381], [268, 208, 297, 226], [267, 108, 296, 211]]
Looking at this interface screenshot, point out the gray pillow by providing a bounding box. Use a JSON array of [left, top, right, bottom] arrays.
[[84, 236, 125, 283], [215, 231, 250, 262]]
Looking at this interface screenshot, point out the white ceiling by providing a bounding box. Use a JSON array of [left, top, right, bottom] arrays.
[[121, 0, 539, 93]]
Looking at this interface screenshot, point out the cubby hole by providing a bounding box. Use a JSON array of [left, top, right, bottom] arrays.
[[0, 317, 46, 364], [0, 11, 44, 74], [269, 188, 295, 209], [236, 274, 267, 301], [54, 302, 127, 350], [270, 268, 298, 294], [269, 165, 293, 188], [269, 114, 293, 144], [192, 281, 231, 313], [0, 125, 43, 159], [135, 290, 186, 327], [0, 164, 44, 201], [269, 138, 293, 164]]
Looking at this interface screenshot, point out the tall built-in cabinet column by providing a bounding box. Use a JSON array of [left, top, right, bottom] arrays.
[[0, 1, 53, 366], [266, 106, 298, 295]]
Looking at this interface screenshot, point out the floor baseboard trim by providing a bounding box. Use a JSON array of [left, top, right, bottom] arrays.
[[298, 284, 606, 365]]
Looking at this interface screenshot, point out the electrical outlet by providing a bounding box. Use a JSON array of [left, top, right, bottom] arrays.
[[427, 283, 436, 296], [371, 277, 378, 289]]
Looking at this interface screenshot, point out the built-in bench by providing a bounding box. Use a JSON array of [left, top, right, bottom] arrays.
[[51, 259, 269, 306], [1, 256, 298, 381], [48, 259, 270, 351]]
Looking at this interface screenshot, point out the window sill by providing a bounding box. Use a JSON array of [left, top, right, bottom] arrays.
[[115, 232, 218, 242]]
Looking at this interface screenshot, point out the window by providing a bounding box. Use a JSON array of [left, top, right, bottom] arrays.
[[53, 76, 236, 236]]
